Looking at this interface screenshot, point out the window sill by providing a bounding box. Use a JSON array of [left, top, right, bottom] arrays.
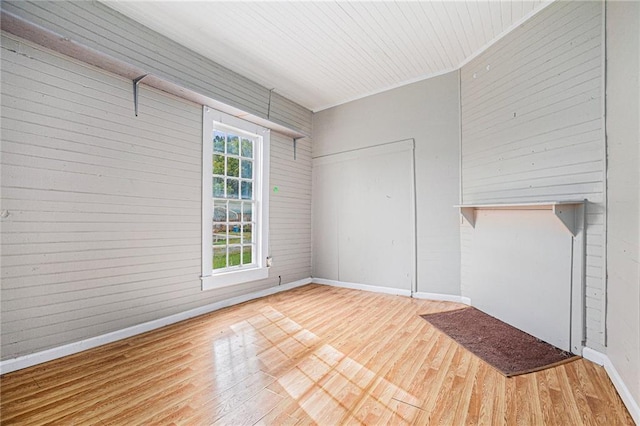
[[201, 266, 268, 290]]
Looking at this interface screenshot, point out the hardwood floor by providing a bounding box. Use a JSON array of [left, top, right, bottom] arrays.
[[0, 284, 634, 425]]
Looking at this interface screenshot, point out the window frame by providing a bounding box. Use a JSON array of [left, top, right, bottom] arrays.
[[201, 107, 270, 290]]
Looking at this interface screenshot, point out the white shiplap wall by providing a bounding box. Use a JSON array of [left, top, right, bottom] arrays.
[[0, 0, 311, 136], [605, 0, 640, 408], [0, 33, 312, 360], [460, 1, 605, 349]]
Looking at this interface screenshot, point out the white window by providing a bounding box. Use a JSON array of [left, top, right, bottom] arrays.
[[201, 108, 270, 290]]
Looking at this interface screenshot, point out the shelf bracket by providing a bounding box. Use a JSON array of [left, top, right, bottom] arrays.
[[552, 204, 577, 237], [460, 206, 476, 228], [132, 74, 148, 117]]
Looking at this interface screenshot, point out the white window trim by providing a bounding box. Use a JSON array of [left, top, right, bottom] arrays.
[[201, 107, 270, 290]]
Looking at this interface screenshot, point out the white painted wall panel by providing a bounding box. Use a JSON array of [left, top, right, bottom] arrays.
[[0, 34, 312, 360], [460, 1, 605, 348], [312, 72, 460, 295], [605, 0, 640, 412], [311, 162, 340, 281], [313, 142, 414, 290], [466, 210, 573, 351]]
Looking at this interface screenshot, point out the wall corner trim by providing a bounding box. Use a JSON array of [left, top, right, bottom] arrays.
[[312, 278, 412, 297], [0, 277, 313, 375], [582, 347, 640, 424]]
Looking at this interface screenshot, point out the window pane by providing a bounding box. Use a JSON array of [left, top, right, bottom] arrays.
[[228, 201, 241, 222], [241, 160, 252, 179], [242, 203, 253, 223], [213, 177, 225, 197], [229, 228, 241, 244], [242, 245, 252, 265], [242, 223, 253, 243], [227, 157, 239, 177], [228, 246, 241, 266], [226, 179, 239, 198], [213, 246, 226, 269], [213, 200, 227, 221], [241, 181, 252, 200], [213, 223, 227, 246], [241, 138, 253, 158], [213, 154, 225, 175], [213, 131, 225, 153], [227, 135, 240, 155]]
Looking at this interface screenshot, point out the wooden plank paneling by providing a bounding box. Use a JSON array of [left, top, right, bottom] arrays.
[[98, 0, 551, 111], [604, 1, 640, 413], [0, 33, 312, 360], [0, 0, 312, 135], [460, 1, 605, 348]]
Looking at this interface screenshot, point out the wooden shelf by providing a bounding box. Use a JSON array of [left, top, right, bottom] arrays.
[[454, 201, 585, 236]]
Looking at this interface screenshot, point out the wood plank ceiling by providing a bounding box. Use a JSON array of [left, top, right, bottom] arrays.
[[103, 1, 551, 112]]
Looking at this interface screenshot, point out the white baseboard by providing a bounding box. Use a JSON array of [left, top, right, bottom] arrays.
[[313, 278, 471, 305], [0, 277, 312, 375], [582, 347, 607, 366], [583, 347, 640, 425], [313, 278, 412, 297], [312, 278, 470, 306], [412, 291, 471, 305]]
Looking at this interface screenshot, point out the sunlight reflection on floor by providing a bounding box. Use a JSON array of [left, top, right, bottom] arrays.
[[217, 305, 423, 424]]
